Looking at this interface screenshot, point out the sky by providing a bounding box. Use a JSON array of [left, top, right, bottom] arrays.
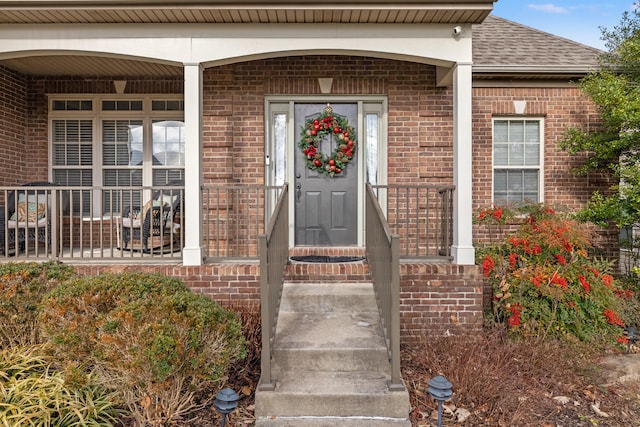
[[492, 1, 639, 50]]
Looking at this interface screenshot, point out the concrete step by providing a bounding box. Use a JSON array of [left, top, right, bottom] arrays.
[[256, 279, 411, 426], [279, 282, 378, 314], [273, 311, 389, 372], [255, 416, 412, 427], [255, 370, 411, 419]]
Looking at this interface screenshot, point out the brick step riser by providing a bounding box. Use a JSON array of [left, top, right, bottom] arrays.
[[288, 247, 367, 258], [285, 262, 370, 283]]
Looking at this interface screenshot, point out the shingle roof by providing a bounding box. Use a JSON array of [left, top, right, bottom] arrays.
[[473, 15, 602, 76]]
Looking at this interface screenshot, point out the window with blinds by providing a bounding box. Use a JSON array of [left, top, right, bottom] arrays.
[[493, 119, 543, 205], [52, 119, 94, 214], [49, 96, 184, 216], [102, 119, 144, 212]]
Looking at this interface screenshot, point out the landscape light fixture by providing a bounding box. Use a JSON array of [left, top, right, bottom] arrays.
[[428, 375, 453, 427], [625, 326, 638, 353], [213, 387, 239, 427]]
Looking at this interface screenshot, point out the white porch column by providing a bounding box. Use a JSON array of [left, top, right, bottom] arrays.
[[451, 62, 475, 265], [182, 63, 204, 265]]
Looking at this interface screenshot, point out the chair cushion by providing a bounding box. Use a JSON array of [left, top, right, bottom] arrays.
[[161, 194, 178, 206], [121, 217, 142, 228], [9, 201, 46, 222], [7, 216, 48, 228], [132, 198, 170, 220]]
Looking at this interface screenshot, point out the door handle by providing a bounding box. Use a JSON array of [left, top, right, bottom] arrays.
[[296, 183, 302, 202]]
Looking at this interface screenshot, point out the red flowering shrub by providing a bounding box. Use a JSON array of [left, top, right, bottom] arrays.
[[476, 206, 509, 224], [477, 205, 626, 346]]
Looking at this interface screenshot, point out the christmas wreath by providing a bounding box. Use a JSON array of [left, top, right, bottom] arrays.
[[298, 105, 357, 176]]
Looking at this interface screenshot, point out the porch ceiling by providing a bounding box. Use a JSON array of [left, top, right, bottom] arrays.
[[0, 1, 495, 24], [2, 55, 183, 77]]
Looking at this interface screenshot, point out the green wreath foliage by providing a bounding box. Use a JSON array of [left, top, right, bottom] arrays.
[[298, 106, 357, 177]]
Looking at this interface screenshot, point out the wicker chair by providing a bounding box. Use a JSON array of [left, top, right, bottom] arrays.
[[120, 190, 181, 253], [0, 182, 66, 254]]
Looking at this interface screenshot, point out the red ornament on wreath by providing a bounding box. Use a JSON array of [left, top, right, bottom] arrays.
[[298, 105, 357, 177]]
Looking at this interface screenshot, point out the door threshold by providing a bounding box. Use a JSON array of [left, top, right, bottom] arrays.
[[290, 254, 365, 263]]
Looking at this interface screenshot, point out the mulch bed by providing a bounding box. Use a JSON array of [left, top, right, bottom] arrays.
[[190, 331, 640, 427]]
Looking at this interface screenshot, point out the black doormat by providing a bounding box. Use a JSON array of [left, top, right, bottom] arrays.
[[290, 255, 365, 263]]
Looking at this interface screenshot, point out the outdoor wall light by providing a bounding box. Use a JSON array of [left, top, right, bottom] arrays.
[[428, 375, 453, 427], [213, 387, 239, 427], [113, 80, 127, 94]]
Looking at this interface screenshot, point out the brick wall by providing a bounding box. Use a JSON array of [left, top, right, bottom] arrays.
[[15, 59, 604, 227], [472, 86, 609, 228], [400, 263, 483, 342], [0, 66, 27, 185], [202, 56, 454, 188], [72, 261, 482, 343], [73, 262, 261, 308], [472, 86, 618, 262], [202, 60, 606, 246], [0, 57, 612, 339]]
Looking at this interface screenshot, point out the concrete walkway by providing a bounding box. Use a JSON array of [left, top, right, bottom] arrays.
[[598, 350, 640, 386]]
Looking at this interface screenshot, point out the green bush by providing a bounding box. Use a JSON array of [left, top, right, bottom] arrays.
[[0, 345, 123, 426], [38, 272, 246, 425], [0, 261, 75, 348], [477, 205, 627, 347]]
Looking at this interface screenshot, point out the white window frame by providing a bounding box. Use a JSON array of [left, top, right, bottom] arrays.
[[48, 94, 184, 217], [492, 117, 545, 205]]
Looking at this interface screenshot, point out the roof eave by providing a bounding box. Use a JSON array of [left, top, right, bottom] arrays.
[[0, 0, 496, 5], [473, 64, 599, 74], [0, 0, 497, 24]]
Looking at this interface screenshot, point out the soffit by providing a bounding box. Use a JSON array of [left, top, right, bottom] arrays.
[[0, 1, 495, 24], [1, 55, 183, 77]]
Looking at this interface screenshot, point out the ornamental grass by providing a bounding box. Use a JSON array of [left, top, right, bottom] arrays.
[[0, 345, 123, 426]]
